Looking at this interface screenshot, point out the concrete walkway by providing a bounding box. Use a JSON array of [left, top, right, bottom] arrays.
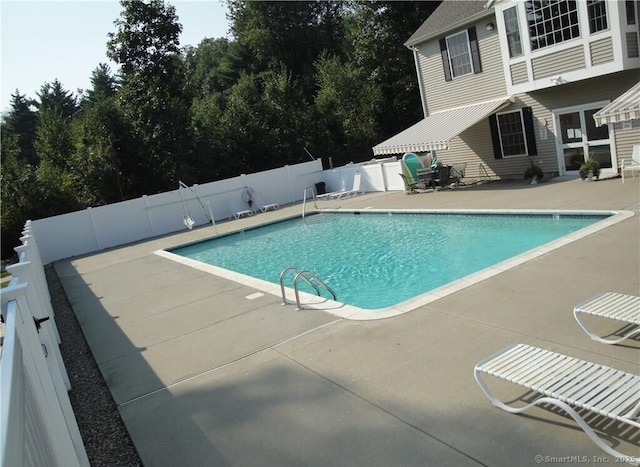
[[55, 176, 639, 466]]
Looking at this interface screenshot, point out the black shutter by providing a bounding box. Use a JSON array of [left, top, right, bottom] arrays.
[[489, 114, 503, 159], [522, 107, 537, 156], [468, 27, 482, 74], [439, 38, 452, 82]]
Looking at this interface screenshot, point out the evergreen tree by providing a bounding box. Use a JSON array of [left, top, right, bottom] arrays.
[[1, 91, 38, 164], [82, 63, 120, 106], [36, 79, 78, 118]]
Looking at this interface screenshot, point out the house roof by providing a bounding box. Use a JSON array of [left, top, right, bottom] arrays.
[[372, 97, 512, 155], [405, 0, 492, 47], [593, 81, 640, 126]]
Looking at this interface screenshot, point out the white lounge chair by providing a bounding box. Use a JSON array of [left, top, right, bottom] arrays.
[[260, 203, 279, 212], [620, 145, 640, 183], [573, 292, 640, 344], [234, 209, 254, 219], [475, 343, 640, 462], [317, 172, 364, 201]]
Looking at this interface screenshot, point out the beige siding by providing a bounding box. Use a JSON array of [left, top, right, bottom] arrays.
[[613, 121, 640, 166], [531, 46, 585, 79], [510, 62, 528, 85], [590, 37, 614, 66], [432, 71, 640, 180], [417, 21, 507, 114], [627, 32, 639, 58]]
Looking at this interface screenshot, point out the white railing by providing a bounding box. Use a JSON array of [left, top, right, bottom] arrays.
[[30, 158, 403, 265], [1, 222, 89, 467]]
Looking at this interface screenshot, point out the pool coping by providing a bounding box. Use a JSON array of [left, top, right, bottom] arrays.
[[155, 208, 634, 321]]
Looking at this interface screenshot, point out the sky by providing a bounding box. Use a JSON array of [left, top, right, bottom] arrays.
[[1, 0, 231, 112]]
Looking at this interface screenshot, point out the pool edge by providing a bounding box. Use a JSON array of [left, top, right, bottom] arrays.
[[155, 209, 634, 321]]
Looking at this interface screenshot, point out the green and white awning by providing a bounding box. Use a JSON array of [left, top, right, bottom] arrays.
[[372, 97, 512, 156], [593, 81, 640, 126]]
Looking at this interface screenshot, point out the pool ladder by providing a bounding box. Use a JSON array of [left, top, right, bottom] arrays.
[[280, 267, 337, 310]]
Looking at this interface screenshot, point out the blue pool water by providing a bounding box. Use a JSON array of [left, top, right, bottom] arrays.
[[169, 212, 608, 310]]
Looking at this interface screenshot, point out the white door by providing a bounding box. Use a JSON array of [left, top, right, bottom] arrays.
[[554, 102, 616, 176]]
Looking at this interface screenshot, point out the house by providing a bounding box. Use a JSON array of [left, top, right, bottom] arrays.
[[373, 0, 640, 181]]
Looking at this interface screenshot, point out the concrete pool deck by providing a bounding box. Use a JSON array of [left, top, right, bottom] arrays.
[[54, 176, 640, 466]]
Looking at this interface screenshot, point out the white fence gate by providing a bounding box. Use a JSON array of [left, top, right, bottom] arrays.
[[0, 221, 89, 467]]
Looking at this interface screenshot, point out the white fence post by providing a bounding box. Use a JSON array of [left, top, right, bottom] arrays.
[[1, 284, 89, 467], [1, 225, 90, 467]]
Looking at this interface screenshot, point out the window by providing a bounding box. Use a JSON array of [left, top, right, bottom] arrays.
[[504, 7, 523, 57], [498, 111, 527, 156], [439, 27, 482, 81], [489, 107, 537, 159], [625, 0, 636, 25], [587, 0, 608, 33], [525, 0, 580, 51], [446, 31, 473, 77]]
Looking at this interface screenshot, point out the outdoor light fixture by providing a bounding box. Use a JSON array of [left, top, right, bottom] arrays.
[[486, 22, 495, 31]]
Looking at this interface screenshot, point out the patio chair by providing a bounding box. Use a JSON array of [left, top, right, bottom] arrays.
[[573, 292, 640, 344], [449, 162, 468, 186], [620, 145, 640, 183], [416, 168, 436, 192], [434, 165, 452, 190], [475, 343, 640, 462], [317, 172, 364, 200], [399, 173, 421, 194]]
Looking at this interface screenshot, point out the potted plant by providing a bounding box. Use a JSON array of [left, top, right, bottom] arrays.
[[579, 159, 600, 181], [524, 159, 544, 184]]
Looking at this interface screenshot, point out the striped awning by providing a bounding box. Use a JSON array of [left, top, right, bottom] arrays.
[[593, 81, 640, 126], [372, 97, 512, 156]]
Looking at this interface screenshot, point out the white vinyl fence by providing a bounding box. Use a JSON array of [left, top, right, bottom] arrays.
[[1, 221, 89, 467], [31, 158, 403, 264], [0, 157, 402, 466]]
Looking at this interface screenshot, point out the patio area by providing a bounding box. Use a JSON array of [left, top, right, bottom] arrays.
[[54, 176, 639, 466]]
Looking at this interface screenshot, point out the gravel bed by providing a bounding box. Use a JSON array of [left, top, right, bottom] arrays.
[[46, 265, 142, 467]]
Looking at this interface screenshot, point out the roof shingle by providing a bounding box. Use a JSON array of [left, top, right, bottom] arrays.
[[405, 0, 490, 47]]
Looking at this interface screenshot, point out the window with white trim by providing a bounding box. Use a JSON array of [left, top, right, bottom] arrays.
[[439, 27, 482, 82], [490, 107, 537, 159], [504, 7, 523, 57], [525, 0, 580, 51], [497, 111, 527, 157], [587, 0, 608, 33], [446, 31, 473, 78]]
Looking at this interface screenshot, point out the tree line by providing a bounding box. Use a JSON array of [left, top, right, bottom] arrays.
[[1, 0, 440, 258]]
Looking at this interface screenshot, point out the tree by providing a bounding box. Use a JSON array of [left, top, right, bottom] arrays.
[[1, 91, 38, 164], [81, 63, 120, 106], [71, 96, 135, 205], [184, 38, 247, 98], [228, 1, 345, 95], [313, 53, 383, 163], [0, 139, 39, 258], [36, 79, 78, 119], [344, 1, 441, 139], [107, 0, 194, 195]]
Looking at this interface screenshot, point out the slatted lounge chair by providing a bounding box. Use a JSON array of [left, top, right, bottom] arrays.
[[474, 343, 640, 462], [234, 209, 254, 219], [620, 145, 640, 184], [260, 203, 279, 212], [574, 292, 640, 345], [317, 172, 364, 200]]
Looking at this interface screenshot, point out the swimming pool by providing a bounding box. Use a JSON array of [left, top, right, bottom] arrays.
[[158, 209, 630, 319]]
